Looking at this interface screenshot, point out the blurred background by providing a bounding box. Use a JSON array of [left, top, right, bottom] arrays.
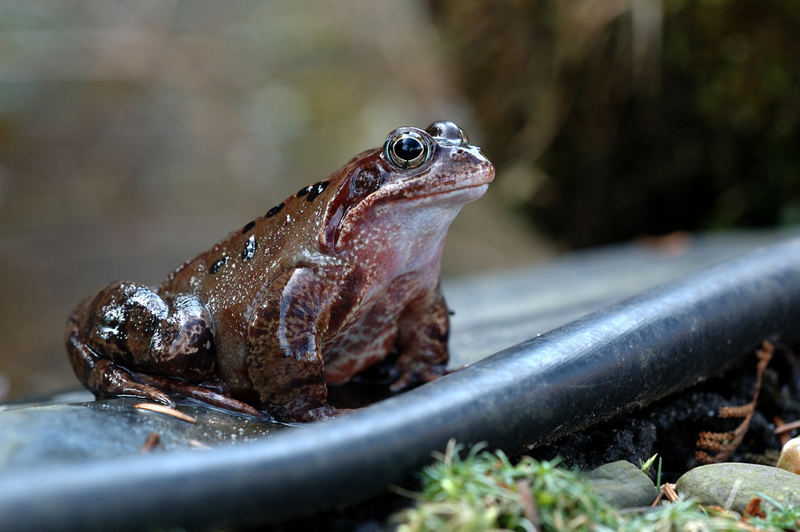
[[0, 0, 797, 401]]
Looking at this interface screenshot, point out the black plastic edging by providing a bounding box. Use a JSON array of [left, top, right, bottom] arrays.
[[1, 237, 799, 531]]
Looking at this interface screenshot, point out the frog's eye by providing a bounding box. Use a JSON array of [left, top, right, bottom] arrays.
[[385, 130, 431, 170]]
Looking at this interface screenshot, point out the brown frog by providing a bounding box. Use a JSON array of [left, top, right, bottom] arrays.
[[65, 121, 494, 422]]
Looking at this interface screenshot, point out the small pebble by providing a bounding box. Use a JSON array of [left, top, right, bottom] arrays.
[[776, 436, 800, 474], [582, 460, 659, 508], [676, 463, 800, 512]]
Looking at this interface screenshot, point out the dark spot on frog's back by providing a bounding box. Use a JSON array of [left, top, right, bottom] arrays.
[[306, 180, 329, 202], [210, 256, 229, 274], [297, 186, 312, 198], [242, 220, 256, 234], [266, 203, 284, 217], [242, 235, 257, 261]]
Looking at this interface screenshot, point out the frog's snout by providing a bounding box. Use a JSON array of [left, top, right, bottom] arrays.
[[426, 120, 469, 147]]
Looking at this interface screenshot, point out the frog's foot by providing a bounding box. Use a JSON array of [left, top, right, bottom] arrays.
[[88, 359, 264, 418], [289, 404, 349, 424], [130, 373, 265, 419], [89, 359, 175, 406], [389, 362, 447, 393], [67, 316, 176, 406]]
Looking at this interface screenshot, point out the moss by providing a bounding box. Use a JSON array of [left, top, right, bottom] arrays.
[[393, 440, 795, 531]]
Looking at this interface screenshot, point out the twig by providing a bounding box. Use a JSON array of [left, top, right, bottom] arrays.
[[723, 478, 742, 511], [134, 402, 197, 423], [650, 490, 664, 507], [774, 419, 800, 435], [696, 341, 773, 464], [516, 479, 540, 530], [139, 432, 161, 453], [662, 483, 679, 503]]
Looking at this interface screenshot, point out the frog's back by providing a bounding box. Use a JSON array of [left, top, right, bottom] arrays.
[[159, 178, 338, 323]]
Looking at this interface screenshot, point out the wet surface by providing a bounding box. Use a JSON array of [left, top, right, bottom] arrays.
[[0, 391, 280, 472]]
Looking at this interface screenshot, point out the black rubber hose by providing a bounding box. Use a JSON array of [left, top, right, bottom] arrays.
[[1, 237, 799, 531]]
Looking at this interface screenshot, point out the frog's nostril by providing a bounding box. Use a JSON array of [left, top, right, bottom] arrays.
[[426, 120, 468, 146]]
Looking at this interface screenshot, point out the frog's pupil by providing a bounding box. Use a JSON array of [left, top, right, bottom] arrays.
[[394, 137, 423, 161]]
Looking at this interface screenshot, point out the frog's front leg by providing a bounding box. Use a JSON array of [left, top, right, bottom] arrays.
[[246, 268, 339, 423], [65, 281, 261, 417], [390, 282, 450, 392]]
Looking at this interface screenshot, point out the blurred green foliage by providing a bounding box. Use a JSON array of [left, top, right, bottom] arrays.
[[431, 0, 800, 246]]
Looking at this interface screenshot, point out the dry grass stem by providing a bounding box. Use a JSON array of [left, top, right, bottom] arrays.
[[773, 419, 800, 435], [516, 479, 540, 530], [134, 402, 197, 423], [696, 340, 773, 464], [663, 483, 679, 503]]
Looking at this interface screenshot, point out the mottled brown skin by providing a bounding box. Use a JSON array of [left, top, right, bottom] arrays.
[[65, 121, 494, 422]]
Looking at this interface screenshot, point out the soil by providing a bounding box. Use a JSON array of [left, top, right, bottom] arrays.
[[531, 341, 800, 482]]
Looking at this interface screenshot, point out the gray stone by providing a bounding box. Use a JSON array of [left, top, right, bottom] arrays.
[[0, 393, 283, 473], [676, 463, 800, 512], [583, 460, 659, 508]]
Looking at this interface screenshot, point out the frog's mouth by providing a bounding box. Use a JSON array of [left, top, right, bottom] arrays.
[[379, 156, 494, 204], [398, 181, 490, 203]]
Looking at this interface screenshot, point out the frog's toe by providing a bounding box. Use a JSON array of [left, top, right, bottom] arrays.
[[182, 387, 264, 419], [130, 373, 265, 419], [389, 371, 414, 393], [291, 404, 339, 423], [89, 360, 175, 406], [389, 363, 447, 393], [127, 385, 174, 407], [418, 364, 447, 383]]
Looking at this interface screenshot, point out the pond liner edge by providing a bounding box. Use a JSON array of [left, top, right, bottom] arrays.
[[1, 237, 799, 531]]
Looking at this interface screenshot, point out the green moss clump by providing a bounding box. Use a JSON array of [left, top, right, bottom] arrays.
[[393, 440, 793, 531]]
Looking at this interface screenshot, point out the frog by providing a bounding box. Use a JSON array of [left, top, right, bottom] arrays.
[[65, 121, 494, 422]]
